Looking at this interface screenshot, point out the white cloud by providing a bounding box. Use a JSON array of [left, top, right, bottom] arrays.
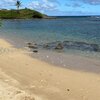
[[82, 0, 100, 5], [71, 0, 100, 5], [0, 0, 16, 8], [28, 0, 58, 13], [65, 3, 82, 8], [0, 0, 59, 15]]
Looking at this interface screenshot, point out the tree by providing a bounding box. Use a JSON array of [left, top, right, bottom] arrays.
[[15, 0, 21, 13]]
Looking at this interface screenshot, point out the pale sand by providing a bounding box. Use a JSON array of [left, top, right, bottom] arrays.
[[0, 39, 100, 100]]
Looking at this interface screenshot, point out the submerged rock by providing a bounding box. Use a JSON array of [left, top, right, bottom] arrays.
[[43, 44, 50, 49], [27, 42, 32, 45], [27, 42, 38, 49], [90, 44, 100, 52], [28, 45, 38, 49], [26, 40, 100, 53], [55, 43, 64, 50]]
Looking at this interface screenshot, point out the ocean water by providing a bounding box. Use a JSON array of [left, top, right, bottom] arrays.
[[0, 17, 100, 72]]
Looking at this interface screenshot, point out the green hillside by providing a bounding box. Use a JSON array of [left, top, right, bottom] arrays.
[[0, 8, 46, 19]]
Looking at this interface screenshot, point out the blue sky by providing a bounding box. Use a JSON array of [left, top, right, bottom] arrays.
[[0, 0, 100, 16]]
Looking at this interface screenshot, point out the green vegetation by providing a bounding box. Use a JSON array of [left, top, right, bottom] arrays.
[[0, 0, 49, 19], [0, 8, 46, 19]]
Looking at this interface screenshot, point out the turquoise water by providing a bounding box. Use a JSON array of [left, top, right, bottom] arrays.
[[0, 17, 100, 59]]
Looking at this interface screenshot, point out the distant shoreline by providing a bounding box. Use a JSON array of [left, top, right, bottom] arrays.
[[1, 15, 100, 20], [0, 8, 47, 19]]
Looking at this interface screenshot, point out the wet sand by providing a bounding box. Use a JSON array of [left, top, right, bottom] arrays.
[[0, 38, 100, 100]]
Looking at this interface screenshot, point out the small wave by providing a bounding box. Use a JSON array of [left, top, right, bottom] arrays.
[[40, 41, 100, 52]]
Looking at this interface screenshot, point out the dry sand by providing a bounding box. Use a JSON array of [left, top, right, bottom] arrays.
[[0, 38, 100, 100]]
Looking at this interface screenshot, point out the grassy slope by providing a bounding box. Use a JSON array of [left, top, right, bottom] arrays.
[[0, 9, 46, 19]]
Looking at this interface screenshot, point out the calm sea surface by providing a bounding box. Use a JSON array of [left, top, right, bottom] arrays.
[[0, 17, 100, 69]]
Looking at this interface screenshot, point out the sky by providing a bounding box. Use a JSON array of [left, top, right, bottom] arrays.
[[0, 0, 100, 16]]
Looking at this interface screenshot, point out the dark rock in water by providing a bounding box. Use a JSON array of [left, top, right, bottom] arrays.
[[27, 42, 32, 45], [55, 43, 64, 50], [33, 50, 38, 53], [28, 45, 38, 49], [28, 45, 33, 48], [27, 42, 38, 49], [43, 41, 62, 49], [27, 40, 100, 53], [90, 44, 100, 52], [43, 44, 50, 48], [43, 43, 55, 49]]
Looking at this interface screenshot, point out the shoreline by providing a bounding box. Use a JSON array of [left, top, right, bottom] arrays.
[[1, 36, 100, 74], [0, 38, 100, 100]]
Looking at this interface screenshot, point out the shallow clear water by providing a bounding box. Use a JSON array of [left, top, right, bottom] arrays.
[[0, 17, 100, 60]]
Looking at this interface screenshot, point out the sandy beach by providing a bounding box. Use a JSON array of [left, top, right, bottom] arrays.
[[0, 38, 100, 100]]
